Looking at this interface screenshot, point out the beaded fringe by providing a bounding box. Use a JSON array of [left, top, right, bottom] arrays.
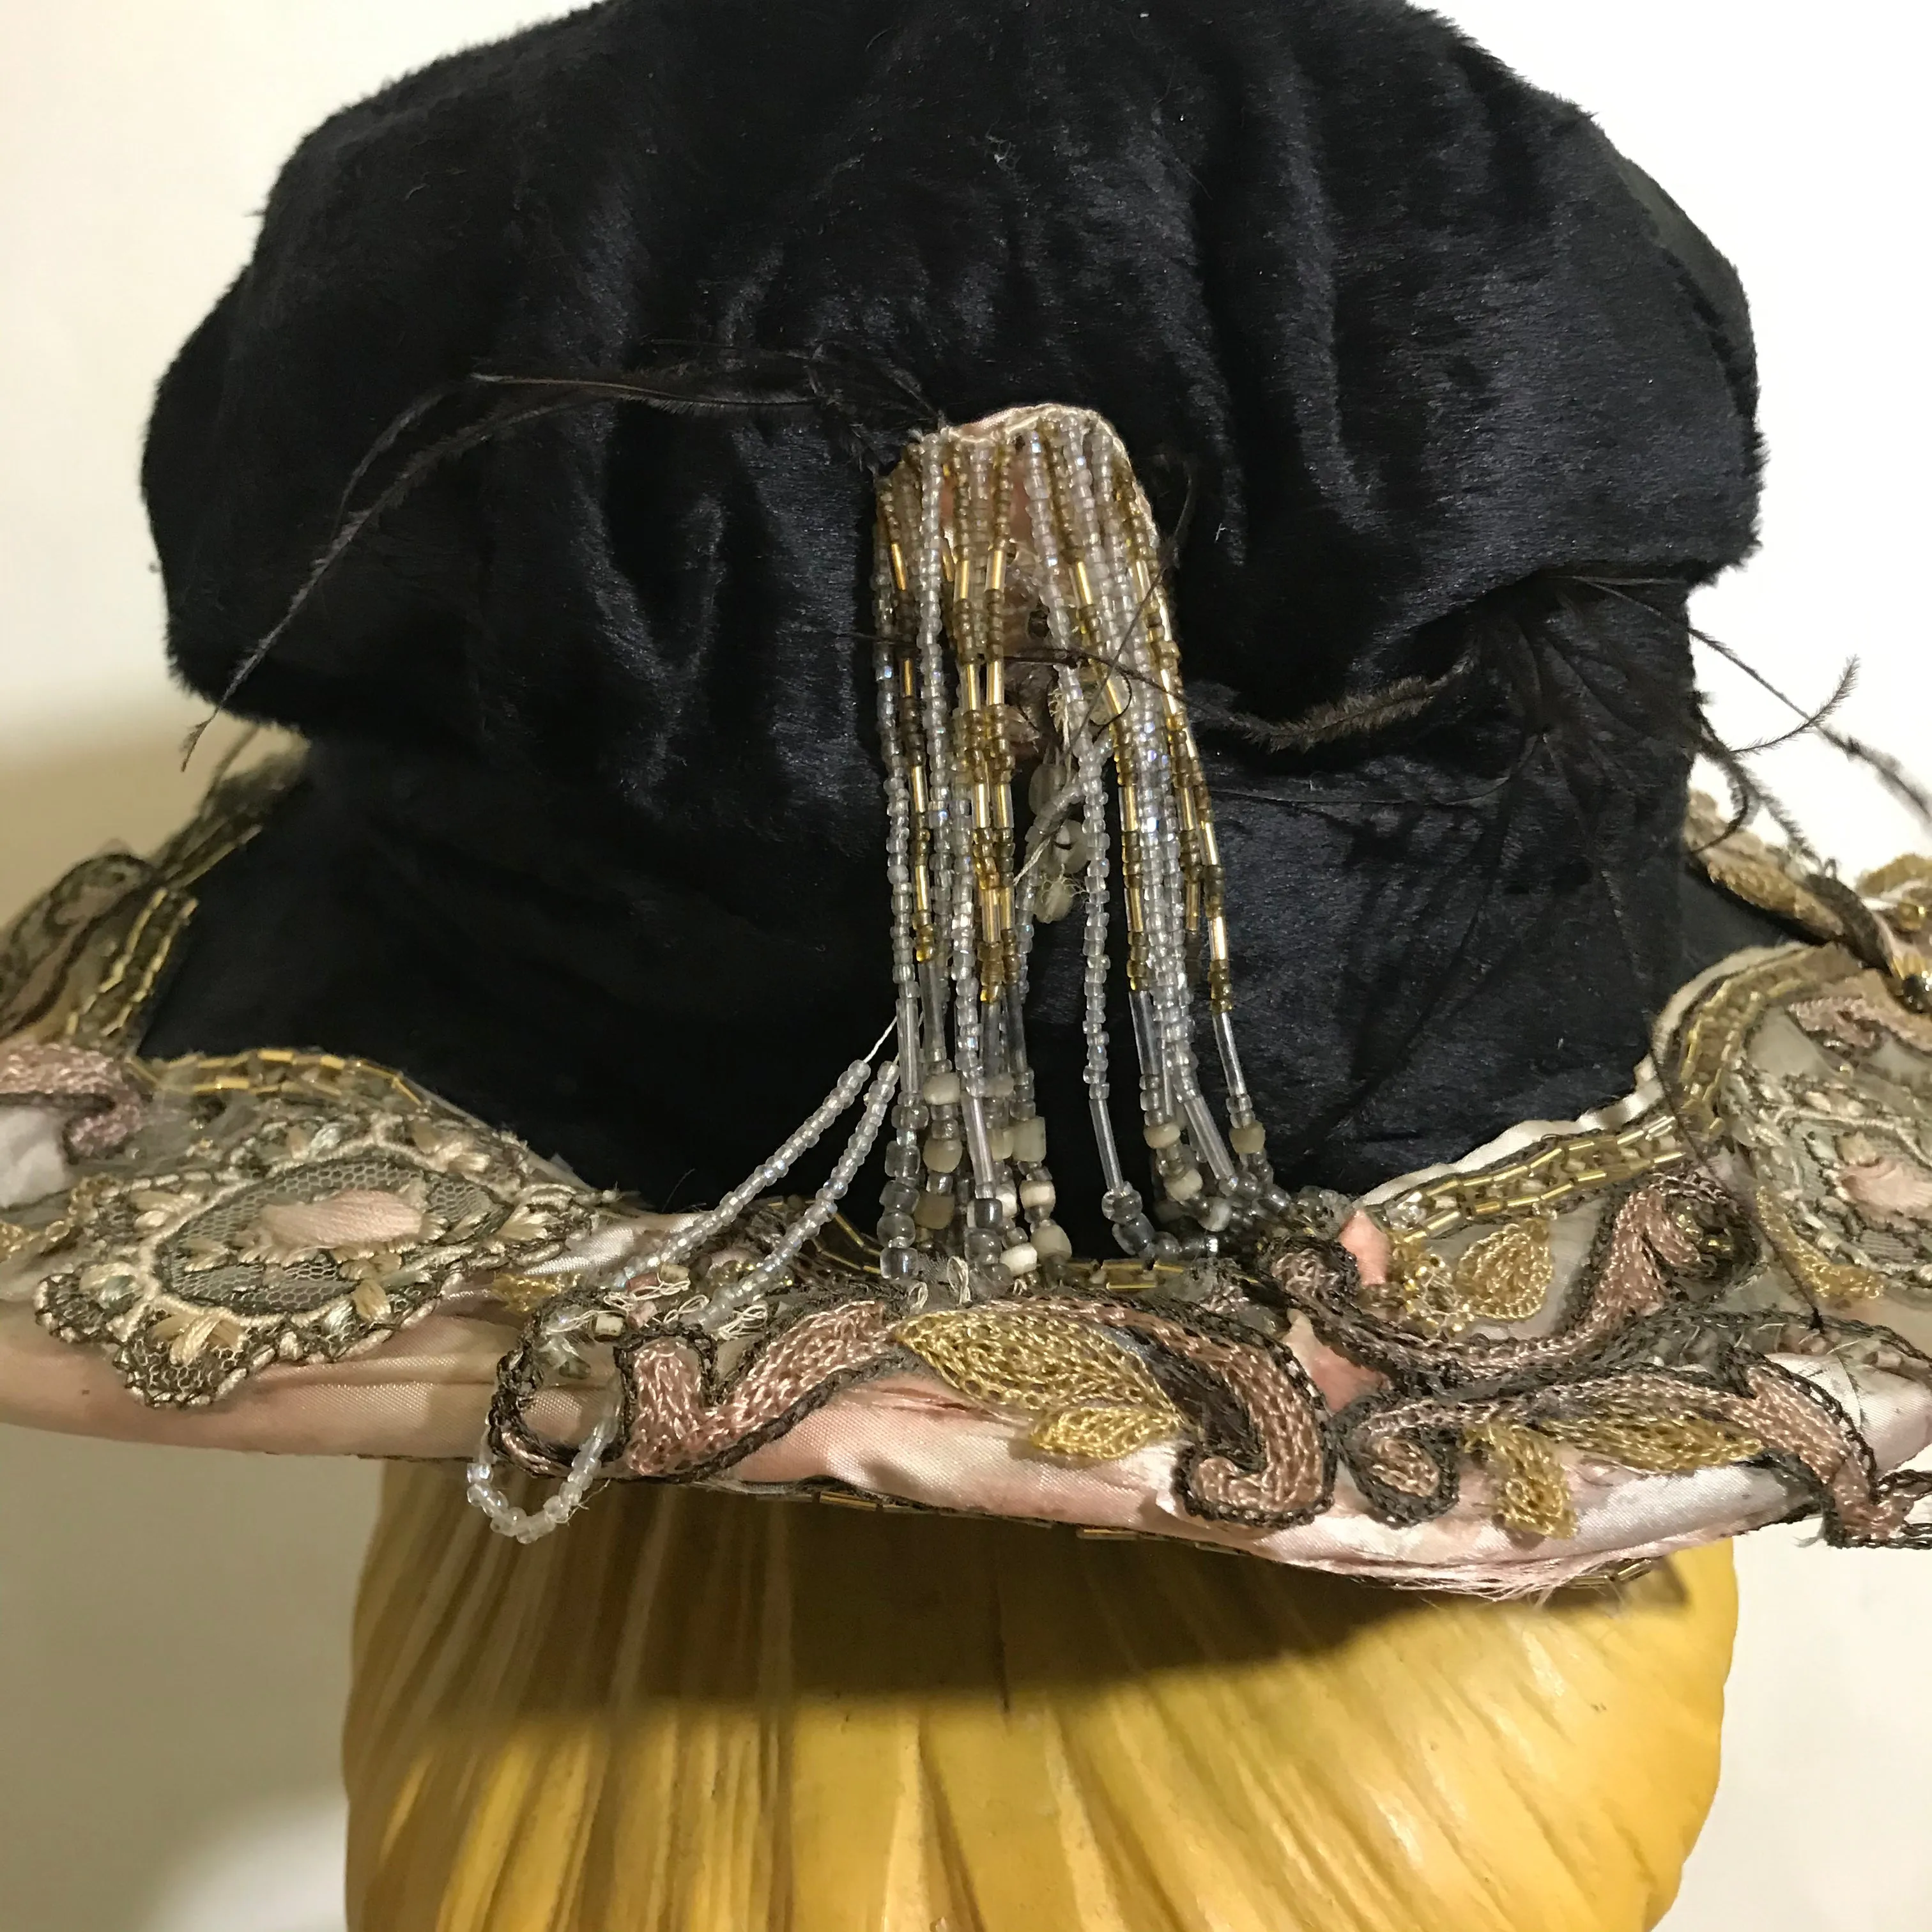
[[866, 405, 1301, 1296]]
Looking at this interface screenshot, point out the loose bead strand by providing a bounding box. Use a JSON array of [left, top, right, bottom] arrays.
[[606, 1052, 882, 1292], [739, 1059, 901, 1296], [468, 1404, 620, 1545]]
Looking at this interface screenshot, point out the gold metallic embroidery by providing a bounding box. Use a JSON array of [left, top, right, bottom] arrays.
[[1378, 1218, 1556, 1337], [897, 1305, 1186, 1462], [1753, 1186, 1887, 1308], [0, 749, 300, 1050], [1464, 1422, 1578, 1540], [25, 1049, 617, 1406], [1859, 854, 1932, 900], [1538, 1409, 1762, 1474], [1683, 792, 1844, 940]]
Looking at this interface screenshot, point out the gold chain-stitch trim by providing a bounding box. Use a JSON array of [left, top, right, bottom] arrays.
[[1858, 854, 1932, 900], [1464, 1422, 1578, 1540], [1379, 1218, 1556, 1336], [1465, 1405, 1763, 1542], [8, 747, 302, 1051], [1683, 791, 1844, 939], [1540, 1409, 1762, 1473], [897, 1305, 1188, 1462], [1753, 1186, 1887, 1308]]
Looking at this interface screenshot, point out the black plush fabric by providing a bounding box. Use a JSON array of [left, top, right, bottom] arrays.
[[139, 0, 1772, 1245]]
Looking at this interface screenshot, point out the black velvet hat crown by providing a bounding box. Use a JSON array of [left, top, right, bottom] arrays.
[[136, 0, 1775, 1245]]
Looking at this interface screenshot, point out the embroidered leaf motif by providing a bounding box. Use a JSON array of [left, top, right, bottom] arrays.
[[1453, 1219, 1554, 1323], [1755, 1187, 1886, 1306], [1378, 1218, 1554, 1337], [151, 1307, 244, 1365], [494, 1206, 554, 1246], [896, 1306, 1187, 1463], [1464, 1422, 1577, 1540], [1030, 1406, 1182, 1462], [1858, 854, 1932, 899], [351, 1277, 393, 1322], [1540, 1411, 1761, 1473]]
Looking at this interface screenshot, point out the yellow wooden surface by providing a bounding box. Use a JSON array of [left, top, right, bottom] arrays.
[[346, 1468, 1736, 1932]]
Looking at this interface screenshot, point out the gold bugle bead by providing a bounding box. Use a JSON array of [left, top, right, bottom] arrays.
[[988, 544, 1006, 592], [1073, 558, 1096, 608], [889, 542, 908, 593], [1209, 915, 1231, 965], [1125, 881, 1147, 934], [986, 657, 1004, 706]]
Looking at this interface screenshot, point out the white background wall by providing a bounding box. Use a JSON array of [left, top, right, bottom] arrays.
[[1, 3, 1928, 1928]]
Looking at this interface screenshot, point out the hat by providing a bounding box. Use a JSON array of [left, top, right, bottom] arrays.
[[4, 0, 1928, 1595]]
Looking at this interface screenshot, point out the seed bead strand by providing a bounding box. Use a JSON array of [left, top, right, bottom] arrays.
[[1116, 461, 1263, 1154], [906, 447, 970, 1233], [477, 405, 1333, 1546], [1020, 422, 1143, 1250], [877, 482, 956, 1255], [940, 443, 1022, 1287], [1086, 422, 1241, 1246], [739, 1059, 901, 1296], [468, 1404, 620, 1545], [1044, 418, 1174, 1252], [1112, 443, 1283, 1224], [873, 517, 930, 1279], [606, 1054, 880, 1291]]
